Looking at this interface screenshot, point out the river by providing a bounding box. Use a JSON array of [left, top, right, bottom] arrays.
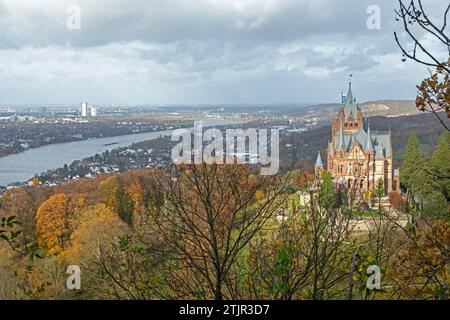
[[0, 119, 238, 187]]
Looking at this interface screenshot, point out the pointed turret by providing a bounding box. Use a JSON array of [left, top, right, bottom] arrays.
[[346, 82, 354, 104], [315, 151, 324, 168], [315, 151, 324, 178], [343, 82, 358, 120], [364, 123, 375, 152]]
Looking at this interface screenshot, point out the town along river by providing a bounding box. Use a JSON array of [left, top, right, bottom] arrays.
[[0, 120, 238, 187]]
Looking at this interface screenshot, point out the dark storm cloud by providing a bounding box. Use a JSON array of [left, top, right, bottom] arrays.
[[0, 0, 447, 104], [0, 0, 396, 47]]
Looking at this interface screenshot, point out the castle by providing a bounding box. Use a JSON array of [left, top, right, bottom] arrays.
[[315, 82, 399, 195]]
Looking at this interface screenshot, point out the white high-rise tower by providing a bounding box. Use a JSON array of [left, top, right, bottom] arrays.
[[90, 107, 98, 117], [81, 102, 88, 117]]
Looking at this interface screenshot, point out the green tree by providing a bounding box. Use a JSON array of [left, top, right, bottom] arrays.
[[417, 132, 450, 219], [400, 132, 422, 191], [410, 132, 450, 219], [423, 192, 449, 220], [100, 175, 133, 225], [319, 171, 336, 209], [430, 132, 450, 200]]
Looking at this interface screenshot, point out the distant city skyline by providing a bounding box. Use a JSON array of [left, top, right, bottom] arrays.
[[0, 0, 448, 105]]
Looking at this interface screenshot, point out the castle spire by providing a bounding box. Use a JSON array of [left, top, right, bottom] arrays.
[[315, 151, 324, 168], [345, 82, 354, 105], [343, 78, 358, 119], [364, 123, 375, 152]]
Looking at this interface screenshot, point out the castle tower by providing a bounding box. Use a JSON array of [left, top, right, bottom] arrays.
[[315, 151, 324, 178], [318, 79, 395, 198], [332, 81, 363, 135]]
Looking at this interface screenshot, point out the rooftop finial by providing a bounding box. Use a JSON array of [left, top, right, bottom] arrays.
[[349, 74, 353, 88]]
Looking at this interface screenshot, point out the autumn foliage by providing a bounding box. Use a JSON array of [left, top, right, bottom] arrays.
[[416, 59, 450, 130], [0, 165, 447, 300], [36, 194, 72, 255]]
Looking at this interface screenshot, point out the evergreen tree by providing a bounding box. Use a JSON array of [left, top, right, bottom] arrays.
[[420, 132, 450, 219], [400, 132, 422, 191], [373, 178, 385, 214], [423, 192, 449, 219], [319, 171, 336, 209], [430, 132, 450, 201], [409, 132, 450, 219]]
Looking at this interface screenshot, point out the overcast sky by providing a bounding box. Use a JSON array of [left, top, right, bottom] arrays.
[[0, 0, 448, 105]]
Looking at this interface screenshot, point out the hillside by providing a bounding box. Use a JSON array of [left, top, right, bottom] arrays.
[[283, 100, 420, 120], [282, 112, 447, 169], [361, 100, 419, 117]]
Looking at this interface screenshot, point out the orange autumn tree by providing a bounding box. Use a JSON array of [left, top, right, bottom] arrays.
[[65, 204, 126, 264], [63, 203, 129, 298], [416, 59, 450, 131], [146, 163, 288, 300], [36, 194, 72, 255], [124, 174, 147, 225], [100, 175, 133, 224], [390, 220, 450, 300]]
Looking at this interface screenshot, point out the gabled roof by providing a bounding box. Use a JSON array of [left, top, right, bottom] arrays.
[[332, 126, 391, 158], [351, 136, 362, 150]]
